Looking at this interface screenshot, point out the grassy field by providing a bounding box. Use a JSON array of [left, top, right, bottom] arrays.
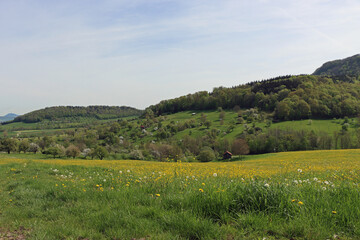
[[1, 150, 360, 239], [156, 111, 354, 140], [2, 110, 354, 140]]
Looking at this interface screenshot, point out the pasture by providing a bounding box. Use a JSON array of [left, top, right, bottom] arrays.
[[1, 150, 360, 239]]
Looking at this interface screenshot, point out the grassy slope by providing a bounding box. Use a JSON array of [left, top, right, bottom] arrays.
[[157, 110, 351, 140], [1, 150, 360, 239], [0, 116, 136, 137], [1, 110, 356, 145]]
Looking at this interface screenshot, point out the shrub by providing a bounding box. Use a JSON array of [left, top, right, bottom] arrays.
[[197, 147, 216, 162], [65, 145, 80, 159]]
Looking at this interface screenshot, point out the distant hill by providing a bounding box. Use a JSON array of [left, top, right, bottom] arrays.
[[0, 113, 18, 123], [10, 106, 143, 123], [313, 54, 360, 76], [148, 75, 360, 120]]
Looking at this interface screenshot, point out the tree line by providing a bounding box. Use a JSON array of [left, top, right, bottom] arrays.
[[147, 75, 360, 120], [7, 106, 143, 124]]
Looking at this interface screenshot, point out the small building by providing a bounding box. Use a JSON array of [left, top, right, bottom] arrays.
[[223, 151, 232, 160]]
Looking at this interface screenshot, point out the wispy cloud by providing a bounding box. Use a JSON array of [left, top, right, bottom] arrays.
[[1, 0, 360, 115]]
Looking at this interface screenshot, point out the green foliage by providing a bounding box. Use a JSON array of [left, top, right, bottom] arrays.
[[93, 146, 108, 160], [11, 106, 143, 123], [147, 74, 360, 120], [197, 147, 216, 162], [1, 161, 360, 239], [44, 145, 65, 158], [0, 138, 18, 154], [314, 54, 360, 77], [65, 145, 80, 159], [18, 139, 30, 153]]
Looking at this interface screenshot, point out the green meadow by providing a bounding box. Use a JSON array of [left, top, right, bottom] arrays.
[[1, 150, 360, 239]]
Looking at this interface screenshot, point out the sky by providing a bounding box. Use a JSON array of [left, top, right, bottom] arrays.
[[1, 0, 360, 115]]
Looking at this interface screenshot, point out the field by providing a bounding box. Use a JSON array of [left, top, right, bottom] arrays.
[[1, 150, 360, 239], [1, 110, 355, 140]]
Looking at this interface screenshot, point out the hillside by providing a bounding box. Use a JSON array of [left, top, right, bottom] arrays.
[[148, 74, 360, 120], [0, 113, 18, 123], [9, 106, 143, 124], [1, 55, 360, 159], [313, 54, 360, 76]]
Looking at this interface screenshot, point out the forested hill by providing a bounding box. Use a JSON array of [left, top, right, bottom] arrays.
[[147, 74, 360, 120], [10, 106, 143, 123], [313, 54, 360, 76]]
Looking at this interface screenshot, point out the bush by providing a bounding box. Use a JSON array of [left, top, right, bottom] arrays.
[[93, 146, 109, 160], [197, 147, 216, 162], [65, 145, 80, 159], [44, 144, 65, 158]]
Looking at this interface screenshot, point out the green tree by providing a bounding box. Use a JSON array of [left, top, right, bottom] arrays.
[[204, 120, 212, 129], [45, 145, 65, 158], [1, 138, 18, 154], [197, 147, 216, 162], [93, 146, 108, 160], [297, 100, 311, 119], [18, 139, 30, 153], [65, 145, 80, 159], [275, 101, 291, 120]]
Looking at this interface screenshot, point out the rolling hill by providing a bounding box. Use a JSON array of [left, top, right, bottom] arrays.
[[0, 113, 18, 123], [9, 106, 143, 124], [313, 54, 360, 76]]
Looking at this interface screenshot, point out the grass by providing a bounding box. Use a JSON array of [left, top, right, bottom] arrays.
[[1, 150, 360, 239], [149, 110, 356, 141]]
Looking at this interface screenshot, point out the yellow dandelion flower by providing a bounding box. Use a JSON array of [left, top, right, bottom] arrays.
[[202, 183, 205, 186], [332, 211, 337, 214], [155, 194, 160, 197], [298, 201, 303, 205], [199, 188, 204, 192], [291, 199, 296, 202]]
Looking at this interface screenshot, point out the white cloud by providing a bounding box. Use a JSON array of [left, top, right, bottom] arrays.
[[1, 0, 360, 115]]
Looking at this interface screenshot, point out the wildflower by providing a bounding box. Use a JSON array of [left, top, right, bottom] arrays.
[[199, 188, 204, 192], [127, 170, 131, 173], [264, 183, 270, 188], [332, 211, 337, 214], [297, 169, 302, 173], [213, 173, 217, 177], [291, 199, 296, 202], [155, 194, 160, 197], [298, 201, 303, 205], [313, 177, 318, 181], [202, 183, 205, 186], [119, 171, 122, 174]]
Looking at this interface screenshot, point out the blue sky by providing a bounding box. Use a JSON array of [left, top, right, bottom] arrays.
[[1, 0, 360, 115]]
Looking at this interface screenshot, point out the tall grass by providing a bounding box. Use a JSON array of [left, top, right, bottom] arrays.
[[1, 159, 360, 239]]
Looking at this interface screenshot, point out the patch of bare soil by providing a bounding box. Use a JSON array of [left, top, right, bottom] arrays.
[[0, 227, 30, 240]]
